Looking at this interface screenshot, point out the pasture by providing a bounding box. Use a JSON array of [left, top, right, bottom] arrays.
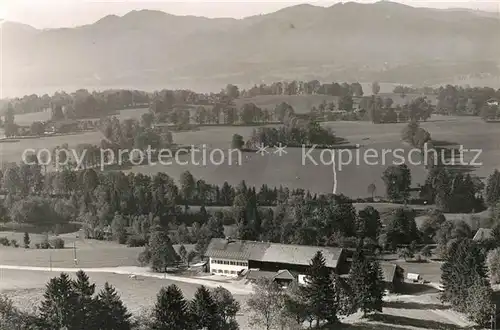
[[2, 113, 500, 198], [234, 94, 342, 113], [11, 107, 150, 126]]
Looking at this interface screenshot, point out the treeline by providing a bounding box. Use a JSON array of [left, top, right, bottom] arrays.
[[233, 81, 365, 98], [365, 96, 433, 124], [433, 85, 500, 116], [393, 85, 439, 95], [1, 89, 150, 117], [382, 162, 484, 214]]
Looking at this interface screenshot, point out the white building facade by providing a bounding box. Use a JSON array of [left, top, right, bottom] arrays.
[[208, 257, 249, 277]]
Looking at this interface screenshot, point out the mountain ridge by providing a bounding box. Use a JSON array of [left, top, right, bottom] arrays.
[[3, 1, 500, 97]]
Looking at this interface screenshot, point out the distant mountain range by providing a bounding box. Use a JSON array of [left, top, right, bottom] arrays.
[[3, 1, 500, 96]]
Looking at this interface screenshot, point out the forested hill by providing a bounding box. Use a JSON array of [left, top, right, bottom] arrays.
[[3, 1, 500, 96]]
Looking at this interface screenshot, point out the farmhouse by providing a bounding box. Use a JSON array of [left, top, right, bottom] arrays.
[[204, 238, 347, 284]]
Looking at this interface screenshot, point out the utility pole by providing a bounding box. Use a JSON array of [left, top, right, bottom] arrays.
[[73, 241, 78, 266]]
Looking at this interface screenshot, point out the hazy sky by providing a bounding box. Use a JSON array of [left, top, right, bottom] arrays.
[[1, 0, 499, 29]]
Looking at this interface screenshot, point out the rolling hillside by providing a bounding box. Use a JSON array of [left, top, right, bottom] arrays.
[[3, 1, 500, 96]]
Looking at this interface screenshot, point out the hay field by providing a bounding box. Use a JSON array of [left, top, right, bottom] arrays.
[[2, 114, 499, 197], [234, 94, 341, 113]]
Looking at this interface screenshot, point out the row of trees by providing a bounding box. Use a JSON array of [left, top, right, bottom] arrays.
[[235, 81, 366, 98], [382, 162, 485, 214]]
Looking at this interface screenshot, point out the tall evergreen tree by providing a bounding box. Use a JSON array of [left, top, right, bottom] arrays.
[[349, 246, 384, 317], [305, 251, 338, 327], [441, 238, 488, 310], [38, 273, 80, 330], [189, 286, 221, 330], [486, 169, 500, 207], [366, 259, 385, 314], [71, 270, 97, 330], [96, 282, 132, 330], [151, 285, 190, 330]]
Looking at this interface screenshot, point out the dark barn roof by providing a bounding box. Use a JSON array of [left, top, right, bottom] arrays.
[[246, 269, 296, 282], [205, 239, 269, 261], [205, 238, 344, 269], [381, 263, 404, 283]]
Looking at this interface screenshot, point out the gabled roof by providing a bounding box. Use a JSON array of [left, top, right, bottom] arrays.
[[246, 269, 297, 282], [204, 239, 269, 261], [274, 269, 296, 281], [205, 238, 343, 268], [473, 228, 492, 241], [260, 243, 343, 269], [381, 263, 397, 283], [246, 270, 276, 281], [380, 263, 404, 283]]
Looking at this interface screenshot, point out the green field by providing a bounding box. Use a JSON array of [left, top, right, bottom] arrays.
[[234, 94, 342, 113], [11, 107, 150, 126], [3, 112, 499, 198]]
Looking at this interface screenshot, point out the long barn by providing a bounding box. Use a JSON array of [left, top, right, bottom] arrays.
[[204, 238, 348, 284]]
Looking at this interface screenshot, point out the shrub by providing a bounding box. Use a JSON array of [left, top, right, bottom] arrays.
[[10, 239, 18, 248], [0, 237, 10, 246], [40, 234, 50, 249], [127, 235, 147, 247], [23, 232, 30, 248], [50, 238, 65, 249], [35, 243, 41, 249]]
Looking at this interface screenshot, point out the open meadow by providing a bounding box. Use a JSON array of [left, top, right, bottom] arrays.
[[3, 111, 500, 198]]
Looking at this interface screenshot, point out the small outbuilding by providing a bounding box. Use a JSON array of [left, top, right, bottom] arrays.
[[407, 273, 421, 282], [381, 263, 405, 293], [473, 228, 492, 242]]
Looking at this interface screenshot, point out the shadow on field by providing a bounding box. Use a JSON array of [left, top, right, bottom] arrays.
[[384, 300, 447, 310], [432, 140, 459, 147], [338, 323, 408, 330], [369, 314, 461, 329], [400, 283, 440, 295]]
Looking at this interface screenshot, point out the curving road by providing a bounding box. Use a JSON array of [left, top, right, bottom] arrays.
[[0, 264, 253, 295]]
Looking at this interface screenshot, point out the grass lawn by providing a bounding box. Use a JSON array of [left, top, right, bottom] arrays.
[[393, 260, 443, 283], [0, 269, 251, 327]]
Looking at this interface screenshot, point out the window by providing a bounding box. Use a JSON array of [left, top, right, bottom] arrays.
[[224, 270, 228, 274], [230, 271, 236, 274]]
